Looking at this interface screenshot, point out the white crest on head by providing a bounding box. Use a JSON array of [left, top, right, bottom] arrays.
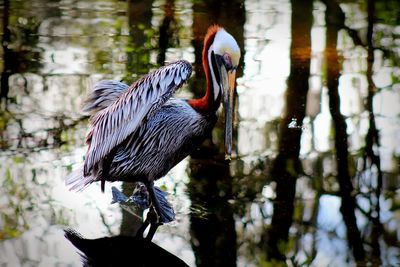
[[213, 29, 240, 67], [207, 28, 240, 100]]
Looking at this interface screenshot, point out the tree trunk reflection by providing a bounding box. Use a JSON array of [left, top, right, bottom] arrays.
[[1, 0, 11, 100], [364, 0, 383, 264], [265, 0, 313, 261], [188, 1, 245, 266], [325, 0, 366, 261], [157, 0, 175, 65]]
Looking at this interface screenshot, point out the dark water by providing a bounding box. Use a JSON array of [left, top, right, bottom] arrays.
[[0, 0, 399, 266]]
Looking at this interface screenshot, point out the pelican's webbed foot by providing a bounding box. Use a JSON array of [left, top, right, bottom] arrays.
[[151, 186, 175, 223], [111, 183, 175, 241]]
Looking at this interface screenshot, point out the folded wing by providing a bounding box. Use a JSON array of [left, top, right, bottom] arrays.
[[83, 60, 192, 176]]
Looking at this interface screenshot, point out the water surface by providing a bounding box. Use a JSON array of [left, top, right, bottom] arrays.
[[0, 0, 399, 266]]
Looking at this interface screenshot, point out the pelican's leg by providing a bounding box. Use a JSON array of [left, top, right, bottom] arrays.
[[145, 182, 163, 224], [139, 181, 175, 240], [135, 205, 160, 240], [145, 182, 166, 240], [134, 182, 162, 240], [145, 207, 162, 241]]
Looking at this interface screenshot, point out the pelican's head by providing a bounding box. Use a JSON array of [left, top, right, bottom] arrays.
[[207, 25, 241, 159], [212, 28, 241, 71]]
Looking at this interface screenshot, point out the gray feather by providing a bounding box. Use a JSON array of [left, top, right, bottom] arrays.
[[110, 99, 212, 182], [82, 80, 129, 115], [83, 60, 192, 176]]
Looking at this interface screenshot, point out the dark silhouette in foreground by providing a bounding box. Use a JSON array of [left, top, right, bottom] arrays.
[[64, 229, 188, 267]]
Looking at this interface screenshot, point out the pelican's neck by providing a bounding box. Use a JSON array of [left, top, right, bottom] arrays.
[[189, 26, 221, 114]]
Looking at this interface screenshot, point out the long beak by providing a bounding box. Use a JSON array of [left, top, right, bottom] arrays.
[[222, 69, 236, 160]]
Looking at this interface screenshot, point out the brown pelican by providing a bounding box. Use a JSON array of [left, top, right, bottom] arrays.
[[66, 25, 240, 239]]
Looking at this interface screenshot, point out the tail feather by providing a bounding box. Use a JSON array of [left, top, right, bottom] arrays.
[[65, 167, 94, 191]]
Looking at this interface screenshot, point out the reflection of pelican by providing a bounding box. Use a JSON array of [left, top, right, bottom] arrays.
[[64, 229, 189, 266], [66, 25, 240, 237]]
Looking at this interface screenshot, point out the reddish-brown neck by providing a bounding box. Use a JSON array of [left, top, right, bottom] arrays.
[[188, 25, 221, 113]]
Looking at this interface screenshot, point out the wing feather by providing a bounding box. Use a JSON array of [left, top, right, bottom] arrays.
[[82, 80, 129, 115], [83, 60, 192, 176]]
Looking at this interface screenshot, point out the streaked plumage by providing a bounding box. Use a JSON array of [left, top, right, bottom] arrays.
[[66, 25, 240, 235], [82, 80, 129, 115], [110, 98, 215, 179], [84, 60, 192, 180]]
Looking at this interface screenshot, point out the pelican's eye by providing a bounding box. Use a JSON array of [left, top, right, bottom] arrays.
[[223, 53, 233, 70]]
